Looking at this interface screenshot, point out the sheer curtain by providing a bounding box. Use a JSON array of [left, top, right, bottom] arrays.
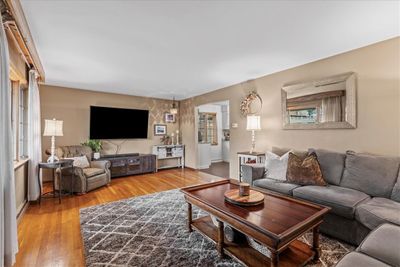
[[27, 70, 42, 201], [321, 96, 343, 122], [0, 13, 18, 267]]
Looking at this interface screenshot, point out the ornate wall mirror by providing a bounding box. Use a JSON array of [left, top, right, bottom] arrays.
[[281, 72, 356, 129]]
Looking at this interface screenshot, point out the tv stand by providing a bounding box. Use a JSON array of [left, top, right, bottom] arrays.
[[101, 153, 139, 158], [96, 153, 156, 178]]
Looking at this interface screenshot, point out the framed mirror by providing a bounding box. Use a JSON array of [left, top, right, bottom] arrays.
[[281, 72, 356, 129]]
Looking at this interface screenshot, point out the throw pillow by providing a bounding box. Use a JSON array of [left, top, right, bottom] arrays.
[[265, 151, 291, 181], [286, 152, 327, 186], [66, 156, 90, 169]]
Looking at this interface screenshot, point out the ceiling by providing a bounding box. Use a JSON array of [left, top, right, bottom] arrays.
[[21, 0, 399, 100]]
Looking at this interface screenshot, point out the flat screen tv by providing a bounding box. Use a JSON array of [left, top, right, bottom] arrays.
[[90, 106, 149, 139]]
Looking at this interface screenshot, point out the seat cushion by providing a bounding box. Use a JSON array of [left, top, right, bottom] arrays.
[[253, 178, 301, 195], [83, 168, 105, 178], [357, 223, 400, 267], [355, 198, 400, 230], [308, 148, 345, 185], [336, 252, 390, 267], [340, 151, 400, 198], [293, 185, 370, 219]]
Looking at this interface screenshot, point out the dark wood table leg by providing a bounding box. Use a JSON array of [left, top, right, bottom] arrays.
[[270, 251, 279, 267], [312, 225, 321, 261], [58, 167, 62, 204], [187, 202, 192, 232], [70, 166, 74, 195], [52, 168, 56, 198], [37, 166, 42, 205], [217, 220, 225, 258]]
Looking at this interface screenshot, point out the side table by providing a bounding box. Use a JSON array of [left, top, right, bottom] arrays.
[[237, 151, 265, 182], [38, 159, 74, 204]]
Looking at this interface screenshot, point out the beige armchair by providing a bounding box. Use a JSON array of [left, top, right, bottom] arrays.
[[46, 145, 111, 194]]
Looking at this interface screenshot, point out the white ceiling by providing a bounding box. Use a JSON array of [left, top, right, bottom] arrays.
[[21, 0, 399, 100]]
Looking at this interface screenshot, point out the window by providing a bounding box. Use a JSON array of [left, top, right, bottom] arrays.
[[288, 108, 318, 124], [198, 112, 218, 145], [11, 81, 29, 161], [19, 87, 28, 158], [11, 81, 19, 160]]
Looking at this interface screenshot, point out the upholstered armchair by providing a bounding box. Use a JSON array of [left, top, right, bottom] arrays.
[[46, 145, 111, 193]]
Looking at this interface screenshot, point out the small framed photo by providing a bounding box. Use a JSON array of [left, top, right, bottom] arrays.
[[164, 113, 176, 123], [154, 124, 167, 136]]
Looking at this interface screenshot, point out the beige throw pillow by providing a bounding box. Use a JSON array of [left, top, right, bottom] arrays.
[[66, 156, 90, 169]]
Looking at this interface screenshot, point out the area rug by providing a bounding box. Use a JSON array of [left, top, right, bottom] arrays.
[[80, 189, 354, 267]]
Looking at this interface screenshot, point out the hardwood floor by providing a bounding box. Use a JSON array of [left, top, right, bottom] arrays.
[[15, 168, 223, 267], [200, 162, 230, 178]]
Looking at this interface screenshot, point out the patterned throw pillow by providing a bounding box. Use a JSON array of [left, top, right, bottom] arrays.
[[265, 151, 291, 181], [286, 152, 327, 186], [65, 156, 90, 169]]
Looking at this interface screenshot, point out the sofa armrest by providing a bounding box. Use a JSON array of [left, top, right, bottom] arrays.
[[241, 163, 266, 185], [90, 160, 111, 170]]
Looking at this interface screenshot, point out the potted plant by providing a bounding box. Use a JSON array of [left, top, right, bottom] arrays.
[[82, 139, 103, 159]]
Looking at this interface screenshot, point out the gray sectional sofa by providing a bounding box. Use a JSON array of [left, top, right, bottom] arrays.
[[242, 148, 400, 245], [336, 223, 400, 267]]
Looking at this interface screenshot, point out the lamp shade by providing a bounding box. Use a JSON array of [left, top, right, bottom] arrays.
[[246, 115, 261, 131], [43, 119, 63, 136]]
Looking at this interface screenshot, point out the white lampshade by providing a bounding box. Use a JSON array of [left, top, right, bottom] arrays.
[[43, 119, 63, 136], [170, 108, 178, 115], [246, 115, 261, 131]]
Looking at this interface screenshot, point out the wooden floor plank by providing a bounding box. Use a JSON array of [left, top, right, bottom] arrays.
[[14, 168, 222, 267]]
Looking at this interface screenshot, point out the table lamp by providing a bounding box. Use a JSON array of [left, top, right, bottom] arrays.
[[246, 115, 261, 153], [43, 118, 63, 163]]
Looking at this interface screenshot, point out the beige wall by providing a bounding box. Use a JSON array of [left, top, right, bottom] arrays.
[[40, 85, 179, 158], [181, 37, 400, 179]]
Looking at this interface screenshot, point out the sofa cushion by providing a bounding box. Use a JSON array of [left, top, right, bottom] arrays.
[[336, 252, 390, 267], [340, 151, 400, 198], [264, 151, 290, 181], [65, 155, 90, 169], [253, 178, 301, 196], [293, 185, 370, 219], [308, 148, 345, 185], [357, 223, 400, 267], [390, 171, 400, 202], [286, 152, 327, 186], [83, 168, 105, 178], [355, 198, 400, 230]]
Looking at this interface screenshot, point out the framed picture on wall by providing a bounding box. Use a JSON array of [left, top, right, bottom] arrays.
[[154, 124, 167, 136], [164, 113, 176, 123]]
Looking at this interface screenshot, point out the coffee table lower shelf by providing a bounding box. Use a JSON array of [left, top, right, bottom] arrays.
[[192, 216, 315, 267]]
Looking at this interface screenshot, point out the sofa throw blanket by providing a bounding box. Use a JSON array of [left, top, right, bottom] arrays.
[[286, 152, 327, 186]]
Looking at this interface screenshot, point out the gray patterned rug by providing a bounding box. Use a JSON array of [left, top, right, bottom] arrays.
[[80, 189, 353, 267]]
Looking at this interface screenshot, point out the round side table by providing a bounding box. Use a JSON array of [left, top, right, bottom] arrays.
[[38, 159, 74, 204]]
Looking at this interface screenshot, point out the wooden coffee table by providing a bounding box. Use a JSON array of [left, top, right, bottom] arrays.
[[181, 180, 330, 267]]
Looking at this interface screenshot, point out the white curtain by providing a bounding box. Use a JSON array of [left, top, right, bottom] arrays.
[[27, 70, 42, 201], [321, 96, 342, 122], [0, 14, 19, 267]]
